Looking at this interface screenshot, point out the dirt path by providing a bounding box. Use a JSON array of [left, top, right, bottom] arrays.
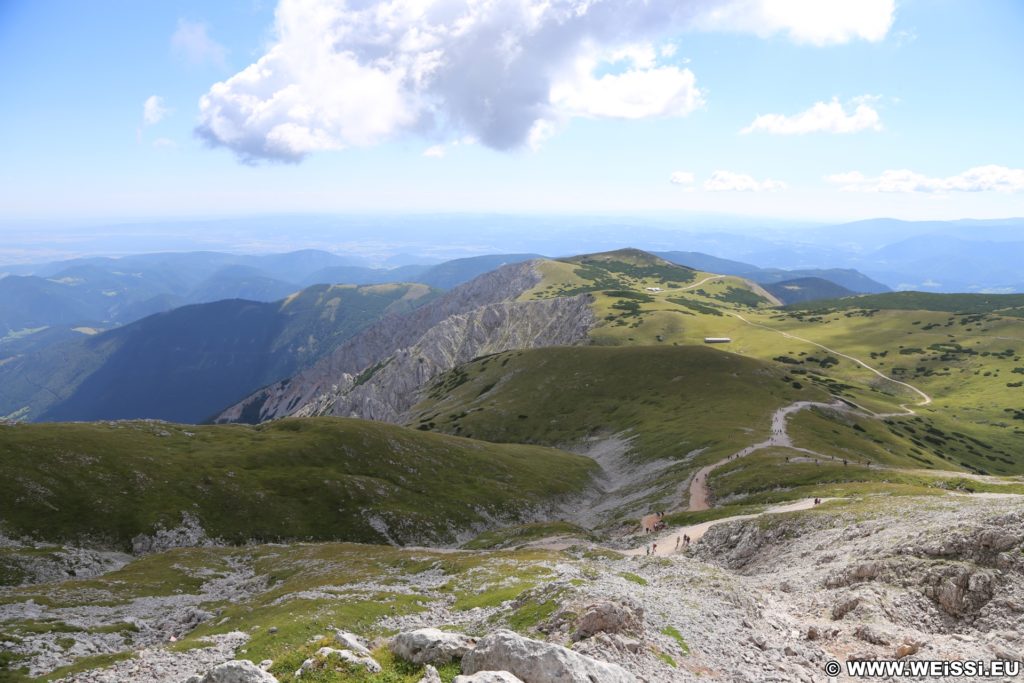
[[625, 498, 828, 557], [729, 312, 932, 415], [687, 400, 841, 511]]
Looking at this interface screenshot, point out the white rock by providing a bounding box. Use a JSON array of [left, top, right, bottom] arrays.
[[391, 628, 477, 665], [461, 630, 638, 683], [418, 664, 443, 683], [454, 672, 525, 683], [316, 647, 381, 673], [192, 660, 279, 683], [334, 630, 372, 657]]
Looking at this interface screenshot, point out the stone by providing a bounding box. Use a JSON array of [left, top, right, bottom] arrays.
[[832, 597, 860, 620], [572, 599, 644, 641], [453, 673, 525, 683], [192, 660, 279, 683], [854, 625, 891, 646], [316, 647, 381, 673], [417, 664, 443, 683], [390, 628, 477, 665], [259, 660, 273, 671], [461, 630, 638, 683], [334, 630, 372, 657], [895, 641, 921, 659], [806, 626, 821, 641]]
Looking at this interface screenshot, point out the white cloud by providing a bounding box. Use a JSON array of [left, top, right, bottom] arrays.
[[693, 0, 895, 46], [670, 171, 695, 185], [196, 0, 893, 163], [741, 97, 881, 135], [423, 144, 446, 158], [171, 19, 228, 68], [143, 95, 169, 125], [827, 165, 1024, 193], [704, 170, 786, 192]]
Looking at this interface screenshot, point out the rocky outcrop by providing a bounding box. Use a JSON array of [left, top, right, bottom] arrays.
[[296, 294, 595, 422], [131, 512, 218, 555], [218, 261, 553, 424], [461, 630, 638, 683], [390, 628, 478, 665], [186, 660, 278, 683], [572, 599, 644, 641]]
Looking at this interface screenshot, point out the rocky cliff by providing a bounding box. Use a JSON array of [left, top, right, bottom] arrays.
[[216, 261, 595, 424]]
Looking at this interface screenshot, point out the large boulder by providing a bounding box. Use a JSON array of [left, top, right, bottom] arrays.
[[186, 660, 279, 683], [572, 599, 643, 641], [454, 673, 525, 683], [461, 630, 638, 683], [391, 628, 477, 665]]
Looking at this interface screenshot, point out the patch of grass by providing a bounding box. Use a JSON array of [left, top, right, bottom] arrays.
[[618, 572, 648, 586], [38, 652, 134, 682], [655, 651, 678, 668], [660, 625, 690, 655]]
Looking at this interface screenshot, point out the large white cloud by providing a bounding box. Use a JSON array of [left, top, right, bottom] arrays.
[[704, 170, 786, 192], [741, 97, 882, 135], [827, 166, 1024, 193], [196, 0, 896, 163]]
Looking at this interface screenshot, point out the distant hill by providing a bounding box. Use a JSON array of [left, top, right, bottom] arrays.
[[654, 251, 889, 294], [413, 254, 543, 289], [0, 417, 597, 547], [786, 290, 1024, 314], [0, 283, 438, 423], [763, 277, 856, 305]]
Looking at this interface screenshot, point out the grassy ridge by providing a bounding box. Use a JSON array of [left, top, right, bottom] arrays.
[[786, 291, 1024, 314], [409, 345, 828, 465], [0, 418, 598, 549]]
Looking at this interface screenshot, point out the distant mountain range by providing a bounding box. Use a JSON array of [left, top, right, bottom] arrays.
[[0, 283, 437, 423]]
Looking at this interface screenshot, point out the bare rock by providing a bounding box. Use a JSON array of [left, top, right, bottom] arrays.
[[316, 647, 380, 673], [333, 630, 372, 657], [854, 625, 891, 646], [572, 599, 643, 641], [453, 673, 525, 683], [390, 628, 477, 665], [832, 597, 860, 620], [190, 660, 279, 683], [417, 664, 443, 683], [462, 630, 638, 683]]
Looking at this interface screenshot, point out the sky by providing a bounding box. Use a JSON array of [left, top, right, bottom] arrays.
[[1, 0, 1023, 223]]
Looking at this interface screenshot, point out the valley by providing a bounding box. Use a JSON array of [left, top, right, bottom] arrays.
[[2, 248, 1024, 682]]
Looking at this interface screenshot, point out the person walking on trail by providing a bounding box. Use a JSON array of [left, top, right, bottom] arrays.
[[646, 545, 650, 556], [675, 536, 680, 550], [652, 543, 658, 554]]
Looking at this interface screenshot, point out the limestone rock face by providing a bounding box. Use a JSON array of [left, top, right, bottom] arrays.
[[390, 628, 478, 665], [461, 630, 639, 683], [333, 630, 372, 657], [218, 261, 569, 424], [187, 660, 279, 683]]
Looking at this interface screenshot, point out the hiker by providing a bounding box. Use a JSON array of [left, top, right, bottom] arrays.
[[675, 536, 680, 550], [652, 543, 657, 554], [646, 545, 650, 556]]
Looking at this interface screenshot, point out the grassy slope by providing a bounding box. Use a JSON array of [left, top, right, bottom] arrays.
[[409, 345, 827, 465], [0, 417, 597, 548], [504, 250, 1024, 476]]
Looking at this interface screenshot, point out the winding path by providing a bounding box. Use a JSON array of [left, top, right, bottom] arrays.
[[730, 312, 932, 415], [686, 315, 936, 512]]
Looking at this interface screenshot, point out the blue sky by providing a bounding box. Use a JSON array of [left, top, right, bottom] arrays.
[[1, 0, 1022, 222]]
